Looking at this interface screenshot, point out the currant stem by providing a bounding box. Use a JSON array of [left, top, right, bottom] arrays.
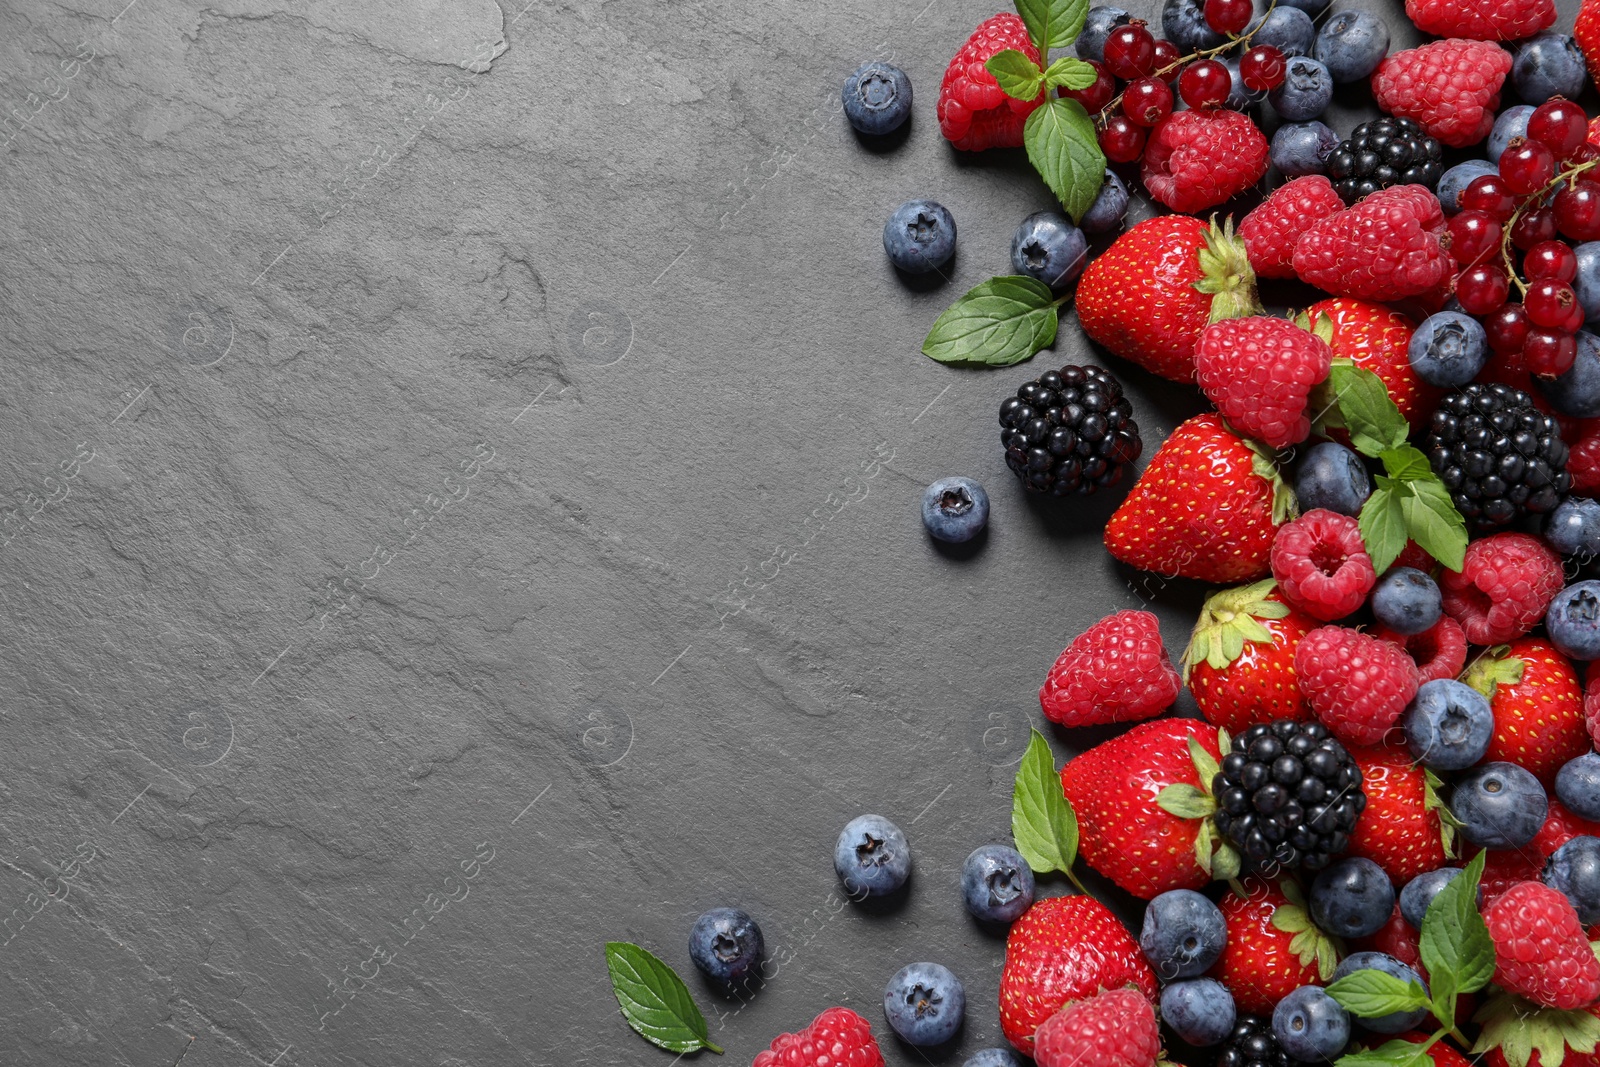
[[1498, 157, 1599, 298], [1097, 2, 1276, 127]]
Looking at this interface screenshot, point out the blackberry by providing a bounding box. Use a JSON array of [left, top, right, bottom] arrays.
[[1212, 720, 1365, 872], [1326, 117, 1444, 205], [1216, 1015, 1292, 1067], [998, 364, 1142, 496], [1426, 382, 1571, 528]]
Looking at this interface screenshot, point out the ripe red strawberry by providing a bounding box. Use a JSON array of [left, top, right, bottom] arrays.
[[1580, 0, 1600, 85], [1183, 579, 1316, 734], [1141, 109, 1270, 214], [1296, 626, 1420, 747], [1440, 533, 1565, 645], [1271, 509, 1377, 621], [1480, 998, 1600, 1067], [1060, 718, 1228, 898], [1239, 176, 1346, 280], [1485, 881, 1600, 1009], [754, 1007, 885, 1067], [1078, 216, 1261, 383], [1308, 298, 1436, 436], [1480, 799, 1600, 907], [1395, 1031, 1475, 1067], [1355, 904, 1425, 974], [1375, 616, 1469, 684], [1194, 316, 1333, 448], [1039, 610, 1180, 727], [936, 14, 1046, 151], [1105, 413, 1296, 584], [1000, 895, 1157, 1055], [1210, 876, 1339, 1015], [1463, 637, 1590, 786], [1293, 186, 1454, 302], [1033, 986, 1160, 1067], [1371, 40, 1512, 148], [1405, 0, 1554, 40], [1345, 743, 1451, 885]]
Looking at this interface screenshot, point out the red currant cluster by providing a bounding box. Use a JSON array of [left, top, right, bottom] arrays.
[[1069, 0, 1286, 163], [1451, 98, 1600, 378]]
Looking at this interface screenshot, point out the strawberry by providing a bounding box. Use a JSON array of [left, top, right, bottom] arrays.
[[1344, 743, 1452, 885], [1077, 216, 1261, 383], [1183, 579, 1316, 734], [1355, 904, 1424, 974], [1105, 413, 1297, 585], [999, 895, 1157, 1055], [1039, 610, 1180, 727], [1463, 638, 1590, 787], [1307, 298, 1437, 436], [1580, 0, 1600, 86], [936, 14, 1046, 151], [1293, 186, 1454, 302], [1405, 0, 1554, 41], [1140, 109, 1269, 215], [1394, 1031, 1475, 1067], [1209, 876, 1340, 1015], [1477, 993, 1600, 1067], [1193, 315, 1333, 449]]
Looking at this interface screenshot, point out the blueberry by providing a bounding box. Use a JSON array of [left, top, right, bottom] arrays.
[[1546, 581, 1600, 661], [1547, 498, 1600, 560], [1080, 170, 1129, 234], [961, 844, 1035, 925], [1575, 243, 1600, 324], [1315, 10, 1390, 84], [1276, 0, 1332, 14], [1450, 761, 1548, 849], [1268, 57, 1334, 122], [1294, 441, 1372, 517], [1163, 0, 1226, 52], [1223, 56, 1265, 111], [1140, 889, 1227, 980], [1272, 121, 1340, 176], [1544, 836, 1600, 924], [1557, 753, 1600, 822], [884, 200, 956, 275], [1408, 311, 1489, 388], [1161, 978, 1237, 1047], [1272, 985, 1351, 1061], [883, 961, 965, 1046], [835, 814, 912, 896], [1371, 568, 1442, 636], [1249, 6, 1316, 57], [963, 1049, 1024, 1067], [1437, 160, 1500, 214], [1489, 105, 1535, 163], [1538, 330, 1600, 418], [1331, 952, 1430, 1034], [922, 476, 989, 544], [843, 62, 913, 137], [1399, 868, 1466, 929], [688, 907, 764, 984], [1077, 6, 1132, 63], [1309, 857, 1396, 939], [1011, 212, 1088, 291], [1404, 679, 1493, 772], [1514, 33, 1588, 105]]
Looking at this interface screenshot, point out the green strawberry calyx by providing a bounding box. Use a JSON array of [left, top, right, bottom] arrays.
[[1243, 437, 1300, 526], [1423, 768, 1462, 860], [1155, 728, 1242, 881], [1463, 645, 1524, 701], [1472, 992, 1600, 1067], [1273, 878, 1342, 981], [1195, 217, 1263, 326], [1181, 578, 1291, 681]]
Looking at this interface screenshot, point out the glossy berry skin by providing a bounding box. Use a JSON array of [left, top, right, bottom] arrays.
[[1103, 22, 1156, 80], [1151, 38, 1181, 79], [1272, 985, 1350, 1062], [1238, 175, 1345, 279], [1216, 1014, 1295, 1067], [1010, 212, 1087, 291], [1513, 32, 1588, 105], [1098, 114, 1146, 164], [1080, 170, 1129, 234], [883, 200, 956, 274], [835, 814, 911, 896], [1447, 210, 1499, 267], [1546, 580, 1600, 660], [1314, 9, 1389, 83], [1403, 678, 1494, 771], [1180, 60, 1233, 109], [1527, 280, 1582, 330], [1461, 174, 1517, 220], [1213, 720, 1365, 870], [1204, 0, 1252, 35], [1294, 442, 1371, 516], [1426, 386, 1571, 528], [1527, 240, 1580, 282], [1064, 60, 1115, 113], [1310, 856, 1396, 939], [1544, 835, 1600, 924], [1345, 743, 1450, 885], [1034, 987, 1160, 1067], [1408, 311, 1488, 388], [689, 908, 764, 984], [1186, 582, 1317, 734], [1162, 978, 1237, 1047], [1374, 40, 1511, 149], [1372, 568, 1441, 636], [1240, 47, 1288, 92], [1556, 753, 1600, 821], [1164, 0, 1227, 52], [753, 1008, 884, 1067], [1327, 117, 1444, 206], [1529, 98, 1590, 159], [1450, 761, 1548, 849], [1000, 364, 1141, 496], [1331, 952, 1430, 1034], [1249, 7, 1315, 57], [1399, 868, 1465, 929], [1514, 207, 1560, 250], [1271, 121, 1339, 176], [843, 63, 912, 136], [1537, 329, 1600, 417], [1558, 181, 1600, 242], [1141, 889, 1227, 980], [1123, 77, 1172, 128], [1266, 57, 1332, 122], [1490, 106, 1535, 164], [922, 477, 989, 544], [1545, 496, 1600, 558], [1486, 303, 1531, 355], [1501, 138, 1558, 195], [962, 845, 1034, 925], [1294, 186, 1452, 302], [1456, 265, 1510, 316], [1076, 6, 1132, 63], [884, 962, 965, 1046], [1526, 328, 1580, 378], [1484, 879, 1600, 1009], [1437, 160, 1498, 213]]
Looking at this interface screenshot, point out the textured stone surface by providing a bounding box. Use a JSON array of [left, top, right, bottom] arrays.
[[0, 0, 1491, 1063]]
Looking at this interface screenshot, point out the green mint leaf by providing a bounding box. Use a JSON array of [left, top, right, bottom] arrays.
[[1023, 97, 1107, 222], [923, 276, 1060, 367], [987, 50, 1045, 100], [1325, 971, 1432, 1019], [1420, 850, 1493, 1006], [605, 942, 724, 1054], [1044, 55, 1100, 91], [1333, 1039, 1438, 1067], [1400, 477, 1468, 573], [1329, 364, 1410, 457], [1011, 728, 1079, 875], [1016, 0, 1090, 51], [1358, 484, 1407, 575], [1380, 446, 1433, 483]]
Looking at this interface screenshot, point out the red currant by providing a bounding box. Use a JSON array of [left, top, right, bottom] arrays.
[[1460, 174, 1518, 222], [1103, 22, 1157, 80], [1456, 264, 1511, 315], [1204, 0, 1252, 34], [1572, 143, 1600, 165], [1524, 328, 1579, 377], [1123, 76, 1173, 127], [1499, 138, 1558, 196], [1526, 279, 1581, 329], [1527, 98, 1590, 160], [1178, 59, 1233, 110], [1486, 302, 1530, 355], [1525, 240, 1579, 282], [1512, 207, 1558, 251], [1098, 112, 1147, 163], [1555, 179, 1600, 241], [1447, 210, 1501, 267], [1151, 39, 1182, 81], [1239, 45, 1287, 93]]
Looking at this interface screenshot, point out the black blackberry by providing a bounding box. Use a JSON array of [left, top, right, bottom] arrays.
[[1326, 117, 1444, 205], [1211, 720, 1365, 872], [999, 364, 1142, 496], [1426, 382, 1571, 528], [1216, 1015, 1292, 1067]]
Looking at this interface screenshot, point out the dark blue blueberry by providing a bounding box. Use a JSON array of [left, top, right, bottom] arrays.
[[1011, 212, 1088, 291], [1489, 105, 1535, 163], [1140, 889, 1226, 980], [1408, 311, 1489, 389], [1161, 978, 1237, 1047], [884, 200, 955, 275], [1294, 441, 1372, 517], [835, 813, 911, 896], [1438, 160, 1499, 214], [1268, 57, 1334, 122], [1223, 56, 1265, 111], [843, 62, 913, 136], [1371, 567, 1442, 635], [1272, 985, 1350, 1061], [688, 907, 764, 984], [1163, 0, 1225, 52], [1575, 243, 1600, 324], [1404, 679, 1493, 772], [1544, 836, 1600, 924], [1315, 10, 1390, 83], [1546, 581, 1600, 661], [1331, 952, 1430, 1034], [1514, 33, 1588, 105], [883, 962, 965, 1046], [1276, 0, 1332, 15], [922, 476, 989, 544], [1249, 6, 1316, 57], [1077, 6, 1132, 63], [1450, 761, 1548, 849], [1272, 121, 1340, 176], [1309, 857, 1396, 939], [1547, 498, 1600, 559], [1080, 170, 1129, 234], [1536, 329, 1600, 418], [963, 1049, 1023, 1067], [1558, 753, 1600, 822], [961, 844, 1034, 925], [1399, 868, 1465, 929]]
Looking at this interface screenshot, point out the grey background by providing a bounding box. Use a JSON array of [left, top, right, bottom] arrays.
[[0, 0, 1519, 1064]]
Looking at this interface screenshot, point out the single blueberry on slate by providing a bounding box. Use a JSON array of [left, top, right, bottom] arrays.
[[688, 907, 764, 984], [1010, 212, 1088, 291], [1268, 57, 1334, 122], [1272, 121, 1340, 176], [963, 1049, 1024, 1067], [1294, 441, 1372, 517], [1546, 580, 1600, 661], [1078, 6, 1132, 63], [1404, 679, 1493, 772], [1161, 978, 1237, 1046], [1331, 952, 1430, 1033], [1490, 105, 1535, 163], [961, 844, 1034, 925], [883, 962, 965, 1046], [883, 200, 955, 275], [1309, 856, 1395, 939], [1438, 160, 1499, 213], [1558, 753, 1600, 822], [1315, 10, 1390, 83], [1080, 170, 1130, 234], [1140, 889, 1226, 979], [1450, 762, 1548, 849], [1514, 33, 1588, 104], [1544, 836, 1600, 924], [843, 62, 912, 136], [922, 476, 989, 544], [834, 813, 912, 896], [1273, 985, 1350, 1062], [1399, 867, 1466, 929]]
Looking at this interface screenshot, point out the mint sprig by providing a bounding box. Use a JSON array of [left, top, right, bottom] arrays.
[[1011, 728, 1088, 893], [1016, 0, 1089, 51], [1023, 97, 1106, 222], [605, 942, 724, 1054], [923, 276, 1065, 366]]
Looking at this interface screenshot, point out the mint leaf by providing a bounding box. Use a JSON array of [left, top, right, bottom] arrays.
[[1358, 483, 1407, 574], [1334, 1040, 1439, 1067], [1420, 850, 1493, 1010], [1381, 446, 1433, 483], [1016, 0, 1090, 51], [1330, 364, 1410, 457], [1325, 970, 1432, 1019], [1044, 56, 1099, 91], [1011, 728, 1078, 875], [605, 943, 724, 1054], [1023, 97, 1107, 222], [987, 50, 1045, 100], [923, 276, 1060, 366], [1401, 478, 1468, 573]]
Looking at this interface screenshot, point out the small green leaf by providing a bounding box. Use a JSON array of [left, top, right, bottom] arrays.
[[1012, 728, 1079, 875], [605, 942, 724, 1054], [1325, 971, 1432, 1019], [1420, 850, 1493, 1005], [1016, 0, 1090, 51], [1023, 97, 1107, 222], [1156, 783, 1216, 820], [1211, 841, 1241, 881], [923, 276, 1060, 367], [1401, 478, 1468, 573], [1330, 364, 1411, 457], [1333, 1040, 1438, 1067], [1359, 486, 1407, 575], [987, 50, 1045, 101], [1044, 55, 1100, 91], [1380, 446, 1434, 483]]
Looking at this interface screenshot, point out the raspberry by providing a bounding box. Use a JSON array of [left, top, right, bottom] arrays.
[[1033, 987, 1160, 1067], [1238, 176, 1346, 280], [1039, 610, 1180, 727], [754, 1008, 885, 1067], [1295, 626, 1420, 746], [1374, 615, 1468, 684], [1270, 510, 1377, 621], [1193, 316, 1333, 448], [1140, 109, 1269, 215], [1484, 881, 1600, 1010], [1371, 40, 1512, 149], [1439, 532, 1564, 644], [1405, 0, 1554, 41], [936, 14, 1046, 151], [1292, 186, 1453, 302]]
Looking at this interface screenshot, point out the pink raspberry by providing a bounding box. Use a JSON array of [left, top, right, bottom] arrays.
[[1292, 185, 1453, 302], [1406, 0, 1555, 39], [1194, 316, 1333, 448], [1371, 40, 1513, 148], [1033, 987, 1161, 1067], [1374, 616, 1468, 684], [1295, 626, 1420, 746], [1484, 881, 1600, 1010], [1141, 109, 1269, 214], [1439, 532, 1564, 644], [936, 14, 1046, 151], [1238, 176, 1346, 280], [1270, 510, 1377, 622], [1039, 610, 1181, 727], [753, 1008, 885, 1067]]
